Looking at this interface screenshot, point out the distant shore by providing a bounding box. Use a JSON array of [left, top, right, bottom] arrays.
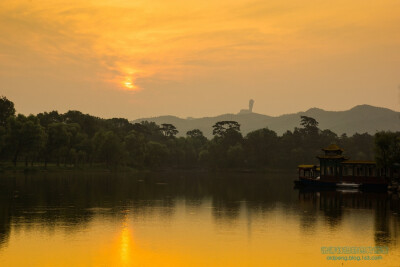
[[0, 163, 293, 174]]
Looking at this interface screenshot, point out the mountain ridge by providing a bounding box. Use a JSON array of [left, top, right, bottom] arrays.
[[131, 105, 400, 138]]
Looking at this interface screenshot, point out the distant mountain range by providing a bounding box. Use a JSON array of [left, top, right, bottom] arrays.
[[131, 105, 400, 138]]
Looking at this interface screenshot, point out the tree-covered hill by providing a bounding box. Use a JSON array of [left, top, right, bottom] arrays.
[[132, 105, 400, 138]]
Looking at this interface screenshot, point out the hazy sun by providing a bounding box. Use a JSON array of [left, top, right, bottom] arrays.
[[122, 77, 138, 91], [119, 66, 142, 91], [124, 81, 134, 89]]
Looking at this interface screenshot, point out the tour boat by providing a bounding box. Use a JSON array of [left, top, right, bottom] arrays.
[[295, 144, 390, 191]]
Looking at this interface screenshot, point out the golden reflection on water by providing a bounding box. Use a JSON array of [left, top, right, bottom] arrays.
[[0, 199, 399, 267], [120, 214, 132, 266], [94, 209, 183, 267], [0, 172, 399, 267]]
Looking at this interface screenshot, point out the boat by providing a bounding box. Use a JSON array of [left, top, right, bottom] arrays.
[[294, 144, 390, 191]]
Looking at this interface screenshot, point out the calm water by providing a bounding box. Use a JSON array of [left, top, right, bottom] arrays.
[[0, 171, 399, 266]]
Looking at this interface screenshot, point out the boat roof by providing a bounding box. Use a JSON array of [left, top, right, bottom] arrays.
[[298, 164, 316, 169]]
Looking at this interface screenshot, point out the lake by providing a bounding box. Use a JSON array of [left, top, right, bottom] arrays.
[[0, 171, 399, 266]]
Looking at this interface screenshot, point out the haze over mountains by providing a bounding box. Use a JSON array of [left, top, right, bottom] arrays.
[[132, 105, 400, 139]]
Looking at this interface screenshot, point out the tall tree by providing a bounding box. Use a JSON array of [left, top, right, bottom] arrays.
[[160, 123, 178, 138], [186, 129, 207, 147], [300, 116, 319, 129], [124, 130, 146, 167], [245, 128, 278, 167], [135, 121, 164, 142], [63, 110, 102, 137], [300, 116, 319, 137], [93, 131, 125, 167], [7, 115, 45, 166], [37, 111, 62, 128], [145, 141, 169, 168], [375, 131, 400, 169], [212, 121, 241, 137], [44, 122, 71, 167], [185, 129, 208, 166], [106, 118, 134, 137], [186, 129, 205, 139], [0, 96, 15, 127]]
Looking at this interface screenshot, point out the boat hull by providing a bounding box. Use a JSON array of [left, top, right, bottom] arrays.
[[294, 177, 336, 188], [294, 177, 388, 191]]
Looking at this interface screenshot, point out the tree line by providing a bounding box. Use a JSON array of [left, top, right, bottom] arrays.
[[0, 96, 399, 170]]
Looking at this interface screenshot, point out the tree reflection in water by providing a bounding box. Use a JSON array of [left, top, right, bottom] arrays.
[[298, 189, 400, 247], [0, 171, 399, 266]]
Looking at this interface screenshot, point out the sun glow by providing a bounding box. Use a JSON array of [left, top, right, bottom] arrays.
[[1, 0, 400, 115], [124, 80, 135, 90], [118, 66, 143, 91]]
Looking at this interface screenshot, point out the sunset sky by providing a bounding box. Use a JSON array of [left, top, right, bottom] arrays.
[[1, 0, 400, 119]]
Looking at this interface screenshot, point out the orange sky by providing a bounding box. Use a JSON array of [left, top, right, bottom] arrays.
[[1, 0, 400, 119]]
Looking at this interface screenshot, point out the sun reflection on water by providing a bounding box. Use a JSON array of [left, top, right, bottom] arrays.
[[120, 222, 132, 265], [0, 173, 399, 267], [118, 211, 134, 267]]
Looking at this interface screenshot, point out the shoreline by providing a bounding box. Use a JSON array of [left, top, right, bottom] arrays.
[[0, 163, 296, 175]]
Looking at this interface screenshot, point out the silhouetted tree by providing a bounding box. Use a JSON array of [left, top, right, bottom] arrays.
[[44, 123, 70, 167], [245, 128, 278, 167], [186, 129, 207, 147], [227, 143, 245, 168], [6, 115, 45, 166], [93, 131, 125, 167], [339, 133, 373, 160], [186, 129, 204, 138], [212, 121, 241, 137], [160, 123, 178, 138], [106, 118, 134, 137], [63, 110, 102, 137], [37, 111, 62, 128], [124, 130, 146, 167], [300, 116, 320, 138], [208, 121, 244, 168], [300, 116, 318, 129], [375, 131, 400, 169], [138, 121, 164, 142], [0, 96, 15, 127], [183, 129, 207, 166], [145, 141, 169, 167]]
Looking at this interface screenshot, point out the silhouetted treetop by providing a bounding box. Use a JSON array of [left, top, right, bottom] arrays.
[[212, 121, 241, 137], [375, 131, 400, 168], [161, 123, 178, 138], [37, 111, 62, 127], [300, 116, 320, 136], [300, 116, 319, 129], [186, 129, 205, 138], [0, 96, 15, 127]]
